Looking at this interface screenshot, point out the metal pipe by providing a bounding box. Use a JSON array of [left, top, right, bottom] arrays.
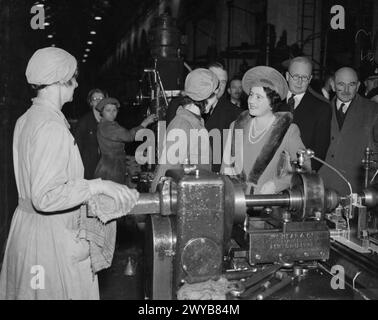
[[363, 147, 372, 189], [129, 193, 160, 215], [245, 194, 291, 208]]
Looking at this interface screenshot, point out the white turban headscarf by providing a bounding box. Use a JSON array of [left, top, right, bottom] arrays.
[[26, 47, 77, 85]]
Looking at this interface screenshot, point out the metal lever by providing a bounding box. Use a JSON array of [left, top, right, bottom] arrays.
[[230, 264, 282, 298], [255, 272, 293, 300]]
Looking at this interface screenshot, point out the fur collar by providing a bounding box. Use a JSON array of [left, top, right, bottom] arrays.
[[232, 112, 293, 184]]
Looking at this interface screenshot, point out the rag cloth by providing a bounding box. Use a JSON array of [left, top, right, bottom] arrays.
[[177, 277, 234, 300], [80, 194, 132, 274]]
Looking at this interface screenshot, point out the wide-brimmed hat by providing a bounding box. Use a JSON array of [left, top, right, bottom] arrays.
[[242, 66, 288, 100], [184, 68, 219, 101], [366, 68, 378, 81], [95, 97, 120, 112]]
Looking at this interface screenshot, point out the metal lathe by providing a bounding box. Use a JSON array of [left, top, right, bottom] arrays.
[[125, 151, 378, 300]]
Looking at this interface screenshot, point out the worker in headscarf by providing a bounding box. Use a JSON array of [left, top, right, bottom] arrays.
[[0, 47, 139, 300], [94, 97, 156, 184], [151, 68, 219, 191]]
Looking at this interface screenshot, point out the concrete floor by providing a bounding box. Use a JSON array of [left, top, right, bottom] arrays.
[[98, 217, 145, 300]]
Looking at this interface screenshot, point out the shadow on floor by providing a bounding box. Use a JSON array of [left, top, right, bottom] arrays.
[[98, 217, 145, 300]]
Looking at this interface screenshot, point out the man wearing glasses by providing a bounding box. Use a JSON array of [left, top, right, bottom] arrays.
[[74, 88, 108, 179], [279, 56, 332, 171]]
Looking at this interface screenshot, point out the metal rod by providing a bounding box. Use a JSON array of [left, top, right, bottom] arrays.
[[224, 269, 258, 281], [242, 264, 282, 289], [245, 194, 291, 208], [240, 278, 273, 299], [256, 274, 292, 300], [129, 193, 160, 215]]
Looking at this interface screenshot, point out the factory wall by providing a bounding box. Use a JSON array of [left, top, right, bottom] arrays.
[[99, 0, 267, 100]]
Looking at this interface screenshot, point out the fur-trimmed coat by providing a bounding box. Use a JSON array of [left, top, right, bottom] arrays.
[[221, 111, 310, 194]]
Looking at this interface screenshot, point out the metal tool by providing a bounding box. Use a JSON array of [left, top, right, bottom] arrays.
[[229, 264, 282, 298], [256, 272, 293, 300], [239, 277, 274, 299]]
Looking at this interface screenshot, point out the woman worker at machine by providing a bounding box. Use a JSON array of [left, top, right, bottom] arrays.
[[0, 47, 139, 300], [94, 97, 157, 185], [221, 66, 311, 195], [151, 68, 219, 191]]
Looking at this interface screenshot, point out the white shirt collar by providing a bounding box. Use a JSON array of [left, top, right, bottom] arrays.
[[184, 103, 201, 116], [321, 88, 330, 100], [287, 91, 306, 109], [92, 108, 101, 122], [336, 99, 352, 113]]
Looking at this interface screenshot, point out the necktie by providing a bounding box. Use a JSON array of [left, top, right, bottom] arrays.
[[287, 94, 296, 113], [337, 103, 346, 129]]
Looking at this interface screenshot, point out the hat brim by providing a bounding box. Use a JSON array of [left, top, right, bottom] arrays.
[[95, 97, 120, 112], [366, 75, 378, 81], [242, 66, 288, 100]]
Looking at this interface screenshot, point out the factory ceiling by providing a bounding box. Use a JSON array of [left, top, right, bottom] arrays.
[[28, 0, 155, 68]]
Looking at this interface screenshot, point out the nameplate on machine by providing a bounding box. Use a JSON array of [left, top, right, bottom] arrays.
[[268, 232, 316, 250], [248, 230, 330, 264]]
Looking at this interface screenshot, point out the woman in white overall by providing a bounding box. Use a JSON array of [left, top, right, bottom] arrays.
[[0, 47, 139, 300]]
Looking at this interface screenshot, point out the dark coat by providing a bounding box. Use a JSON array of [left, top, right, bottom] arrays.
[[94, 120, 142, 184], [205, 96, 242, 172], [74, 111, 100, 179], [278, 90, 332, 171], [319, 94, 378, 195], [166, 96, 185, 125]]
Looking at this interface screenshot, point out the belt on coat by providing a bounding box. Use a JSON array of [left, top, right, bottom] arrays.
[[18, 198, 82, 215]]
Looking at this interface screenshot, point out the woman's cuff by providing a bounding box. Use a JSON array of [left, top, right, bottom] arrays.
[[87, 178, 103, 196]]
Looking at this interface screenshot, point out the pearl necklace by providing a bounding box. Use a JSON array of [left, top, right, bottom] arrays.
[[248, 116, 275, 144]]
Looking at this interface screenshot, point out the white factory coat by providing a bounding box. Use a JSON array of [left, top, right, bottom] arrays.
[[0, 97, 99, 300]]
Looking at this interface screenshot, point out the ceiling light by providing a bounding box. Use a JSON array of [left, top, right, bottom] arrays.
[[90, 31, 97, 35], [83, 54, 88, 58], [94, 16, 102, 21], [82, 59, 87, 63], [85, 48, 91, 52], [44, 22, 50, 26], [87, 41, 93, 45], [47, 34, 53, 38], [51, 44, 56, 47]]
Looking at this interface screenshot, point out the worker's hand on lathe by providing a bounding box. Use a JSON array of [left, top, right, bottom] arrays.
[[141, 114, 158, 127], [89, 179, 139, 212]]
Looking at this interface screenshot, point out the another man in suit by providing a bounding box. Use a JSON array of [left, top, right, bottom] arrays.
[[279, 56, 332, 171], [364, 68, 378, 103], [227, 76, 247, 109], [319, 67, 378, 195], [206, 63, 242, 172], [74, 88, 107, 179]]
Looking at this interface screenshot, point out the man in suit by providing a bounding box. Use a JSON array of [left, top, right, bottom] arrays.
[[364, 68, 378, 103], [279, 56, 332, 171], [319, 67, 378, 195], [74, 88, 107, 179], [206, 63, 242, 172], [227, 76, 247, 109]]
